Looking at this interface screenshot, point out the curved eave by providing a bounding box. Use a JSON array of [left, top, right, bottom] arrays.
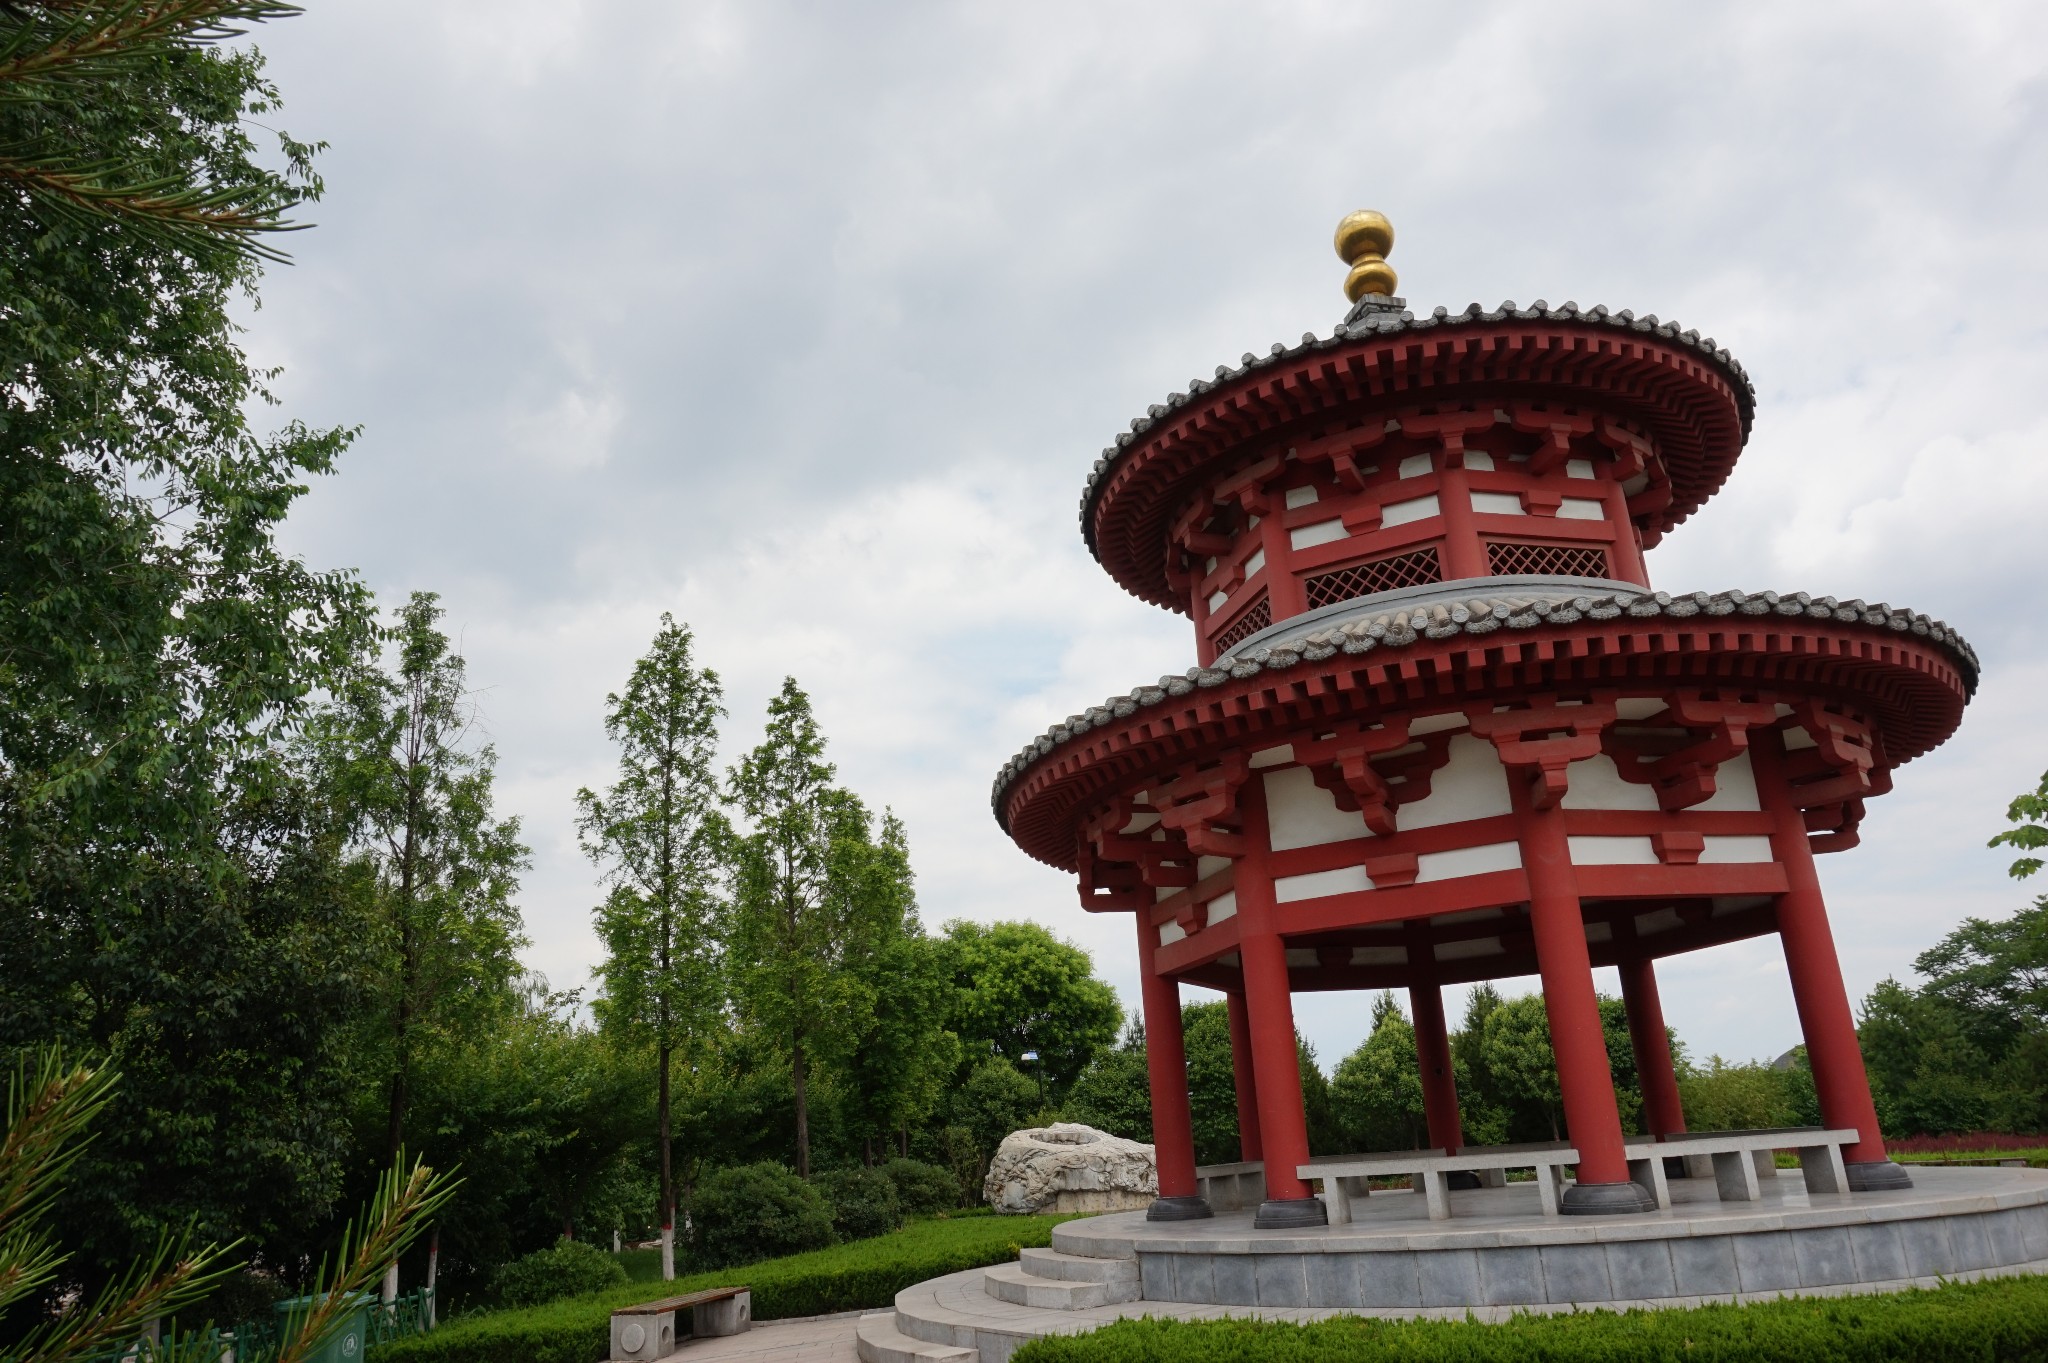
[[990, 587, 1976, 870], [1081, 301, 1757, 611]]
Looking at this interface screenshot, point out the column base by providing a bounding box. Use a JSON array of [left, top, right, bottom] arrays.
[[1253, 1197, 1328, 1230], [1146, 1195, 1215, 1222], [1560, 1180, 1657, 1216], [1846, 1160, 1914, 1192]]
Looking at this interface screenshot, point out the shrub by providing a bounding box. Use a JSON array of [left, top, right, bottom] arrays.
[[1008, 1274, 2048, 1362], [883, 1157, 959, 1215], [369, 1213, 1074, 1363], [489, 1238, 628, 1308], [812, 1166, 901, 1241], [689, 1161, 835, 1269]]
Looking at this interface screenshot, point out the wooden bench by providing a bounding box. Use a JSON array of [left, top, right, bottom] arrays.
[[609, 1288, 750, 1360], [1622, 1127, 1860, 1208], [1299, 1143, 1581, 1222]]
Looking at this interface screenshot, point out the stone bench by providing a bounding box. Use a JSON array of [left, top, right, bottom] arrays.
[[609, 1288, 750, 1360], [1623, 1127, 1860, 1208], [1299, 1142, 1581, 1221], [1193, 1159, 1266, 1212]]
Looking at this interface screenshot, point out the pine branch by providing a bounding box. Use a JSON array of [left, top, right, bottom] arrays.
[[272, 1155, 461, 1363], [0, 1, 300, 84], [0, 151, 303, 258]]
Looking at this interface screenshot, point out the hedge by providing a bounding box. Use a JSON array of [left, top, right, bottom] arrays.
[[368, 1213, 1070, 1363], [1009, 1273, 2048, 1363]]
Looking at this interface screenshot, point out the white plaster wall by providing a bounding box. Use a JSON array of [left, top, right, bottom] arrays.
[[1471, 490, 1524, 515], [1197, 855, 1231, 879], [1398, 453, 1433, 479], [1568, 835, 1660, 864], [1284, 485, 1319, 509], [1463, 451, 1496, 471], [1559, 498, 1606, 520], [1289, 518, 1348, 550], [1565, 458, 1596, 479], [1560, 752, 1662, 811], [1159, 919, 1185, 945], [1243, 546, 1266, 578], [1696, 749, 1762, 812], [1399, 734, 1515, 829], [1207, 890, 1238, 922], [1262, 765, 1370, 850], [1207, 588, 1229, 611], [1381, 493, 1441, 526], [1273, 865, 1371, 903], [1416, 842, 1523, 881], [1249, 744, 1294, 768], [1700, 835, 1776, 863]]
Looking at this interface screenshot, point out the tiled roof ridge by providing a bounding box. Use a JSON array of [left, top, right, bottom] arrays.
[[990, 586, 1977, 818], [1077, 300, 1758, 548]]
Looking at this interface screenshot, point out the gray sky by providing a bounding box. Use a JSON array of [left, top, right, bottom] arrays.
[[251, 1, 2048, 1072]]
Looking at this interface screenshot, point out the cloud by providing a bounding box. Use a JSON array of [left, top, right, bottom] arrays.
[[252, 0, 2048, 1072]]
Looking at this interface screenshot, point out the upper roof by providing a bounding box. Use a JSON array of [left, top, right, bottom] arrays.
[[1080, 297, 1758, 611]]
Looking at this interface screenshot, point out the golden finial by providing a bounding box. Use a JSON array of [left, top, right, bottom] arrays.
[[1334, 209, 1397, 302]]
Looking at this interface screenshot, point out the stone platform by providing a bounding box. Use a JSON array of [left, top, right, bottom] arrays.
[[856, 1168, 2048, 1363]]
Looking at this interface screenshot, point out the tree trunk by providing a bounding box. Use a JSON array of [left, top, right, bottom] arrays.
[[792, 1034, 810, 1178], [658, 1040, 675, 1280]]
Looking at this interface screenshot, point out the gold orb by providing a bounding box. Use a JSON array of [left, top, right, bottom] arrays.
[[1333, 209, 1394, 265], [1344, 257, 1399, 302]]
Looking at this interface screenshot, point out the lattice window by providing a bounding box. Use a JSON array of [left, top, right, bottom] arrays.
[[1212, 595, 1271, 654], [1486, 541, 1610, 578], [1304, 547, 1442, 609]]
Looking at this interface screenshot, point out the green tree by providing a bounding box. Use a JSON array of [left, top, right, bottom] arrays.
[[0, 0, 375, 1291], [309, 593, 529, 1165], [1182, 1002, 1244, 1166], [577, 614, 727, 1277], [940, 921, 1122, 1101], [1332, 993, 1427, 1151], [1471, 991, 1641, 1143], [833, 814, 960, 1163], [1451, 983, 1512, 1145], [1065, 1020, 1152, 1144], [725, 678, 867, 1177]]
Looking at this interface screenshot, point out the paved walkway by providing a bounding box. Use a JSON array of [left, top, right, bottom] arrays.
[[665, 1312, 862, 1362]]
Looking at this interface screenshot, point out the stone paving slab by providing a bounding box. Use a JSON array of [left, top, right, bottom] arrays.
[[665, 1312, 861, 1362]]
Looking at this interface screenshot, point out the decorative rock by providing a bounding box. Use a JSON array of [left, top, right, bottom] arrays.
[[983, 1123, 1157, 1215]]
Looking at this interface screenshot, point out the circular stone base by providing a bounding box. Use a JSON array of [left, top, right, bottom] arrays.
[[1848, 1160, 1915, 1192], [1561, 1179, 1659, 1216], [1048, 1166, 2048, 1311], [1146, 1195, 1214, 1222], [1253, 1197, 1330, 1230]]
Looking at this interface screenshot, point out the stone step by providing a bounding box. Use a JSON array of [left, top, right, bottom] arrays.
[[1017, 1247, 1139, 1286], [855, 1311, 977, 1363], [983, 1262, 1139, 1310]]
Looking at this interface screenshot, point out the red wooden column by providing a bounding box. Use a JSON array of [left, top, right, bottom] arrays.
[[1752, 732, 1910, 1190], [1135, 911, 1212, 1220], [1597, 476, 1650, 586], [1618, 954, 1687, 1139], [1225, 988, 1264, 1162], [1434, 458, 1489, 580], [1233, 776, 1326, 1228], [1516, 787, 1655, 1214], [1409, 981, 1464, 1153]]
